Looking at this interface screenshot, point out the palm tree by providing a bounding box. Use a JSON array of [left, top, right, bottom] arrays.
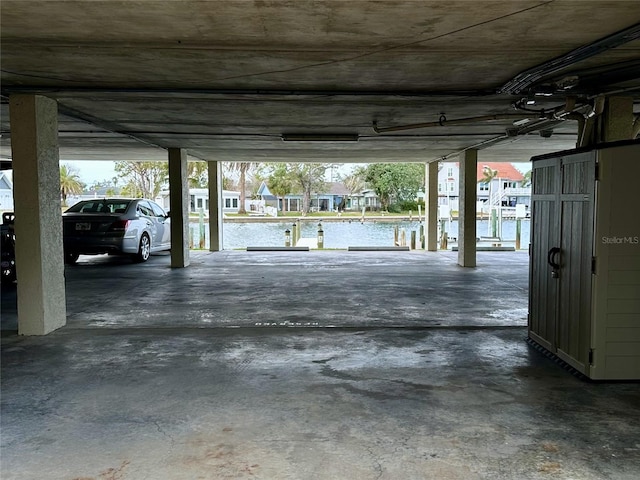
[[480, 165, 498, 184], [228, 162, 257, 214], [480, 165, 499, 236], [479, 165, 499, 205], [59, 164, 84, 206], [187, 161, 208, 188]]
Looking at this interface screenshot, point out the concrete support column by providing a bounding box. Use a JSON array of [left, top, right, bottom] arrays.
[[207, 161, 223, 251], [425, 161, 439, 251], [458, 149, 477, 268], [599, 96, 634, 142], [9, 94, 66, 335], [168, 148, 190, 268]]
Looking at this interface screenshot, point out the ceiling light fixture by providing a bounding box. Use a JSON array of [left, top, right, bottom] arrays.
[[281, 134, 359, 142]]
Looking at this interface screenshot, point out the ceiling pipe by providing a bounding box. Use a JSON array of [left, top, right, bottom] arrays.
[[511, 96, 597, 146], [565, 112, 586, 145], [425, 97, 592, 163], [428, 134, 511, 163], [578, 96, 606, 147], [372, 114, 532, 133]]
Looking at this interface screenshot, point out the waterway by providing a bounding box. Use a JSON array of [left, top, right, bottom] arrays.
[[189, 219, 531, 250]]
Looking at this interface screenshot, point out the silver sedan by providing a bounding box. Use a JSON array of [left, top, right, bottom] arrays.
[[63, 198, 171, 264]]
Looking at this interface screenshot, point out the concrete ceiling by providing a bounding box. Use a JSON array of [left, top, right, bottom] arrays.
[[1, 1, 640, 165]]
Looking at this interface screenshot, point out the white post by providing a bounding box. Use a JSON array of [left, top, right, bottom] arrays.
[[425, 161, 438, 251], [207, 161, 223, 251]]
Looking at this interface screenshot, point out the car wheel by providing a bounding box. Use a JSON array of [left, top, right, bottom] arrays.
[[134, 233, 151, 263], [64, 252, 79, 265]]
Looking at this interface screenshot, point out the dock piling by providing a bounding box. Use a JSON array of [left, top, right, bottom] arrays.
[[292, 222, 298, 247], [317, 222, 324, 249]]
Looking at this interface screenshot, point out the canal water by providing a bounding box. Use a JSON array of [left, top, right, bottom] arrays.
[[190, 219, 531, 250]]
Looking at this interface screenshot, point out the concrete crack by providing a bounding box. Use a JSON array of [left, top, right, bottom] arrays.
[[152, 419, 176, 449], [366, 446, 384, 480]]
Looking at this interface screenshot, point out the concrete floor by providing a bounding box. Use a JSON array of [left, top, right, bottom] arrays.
[[1, 251, 639, 479]]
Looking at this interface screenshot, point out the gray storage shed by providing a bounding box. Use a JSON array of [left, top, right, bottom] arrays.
[[529, 140, 640, 380]]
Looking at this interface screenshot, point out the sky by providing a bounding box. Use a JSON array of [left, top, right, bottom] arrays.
[[64, 161, 117, 185], [61, 160, 532, 186]]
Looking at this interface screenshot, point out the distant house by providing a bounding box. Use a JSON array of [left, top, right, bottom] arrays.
[[259, 181, 356, 212], [438, 162, 530, 210], [0, 172, 14, 212], [308, 182, 351, 212], [156, 188, 241, 215], [254, 181, 278, 212], [345, 189, 381, 211]]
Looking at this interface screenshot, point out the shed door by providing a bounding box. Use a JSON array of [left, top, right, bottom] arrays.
[[529, 158, 561, 351], [556, 153, 595, 373]]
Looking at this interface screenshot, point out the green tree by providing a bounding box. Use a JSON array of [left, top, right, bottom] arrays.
[[114, 161, 168, 199], [290, 163, 328, 214], [226, 162, 259, 214], [363, 163, 424, 211], [187, 161, 208, 188], [119, 181, 140, 198], [267, 164, 296, 213], [59, 164, 84, 206], [341, 166, 367, 195], [522, 170, 532, 187]]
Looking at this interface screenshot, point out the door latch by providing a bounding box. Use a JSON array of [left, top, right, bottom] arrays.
[[548, 247, 561, 279]]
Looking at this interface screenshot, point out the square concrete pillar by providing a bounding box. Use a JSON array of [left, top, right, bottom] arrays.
[[458, 149, 477, 267], [425, 161, 439, 251], [600, 96, 633, 142], [168, 148, 190, 268], [9, 94, 66, 335], [208, 161, 223, 251]]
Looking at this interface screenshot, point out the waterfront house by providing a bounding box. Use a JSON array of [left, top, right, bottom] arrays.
[[259, 181, 354, 213], [310, 182, 351, 212], [156, 188, 241, 215], [346, 189, 382, 211], [438, 162, 529, 212]]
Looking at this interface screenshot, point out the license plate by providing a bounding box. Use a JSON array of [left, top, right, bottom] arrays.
[[75, 222, 91, 231]]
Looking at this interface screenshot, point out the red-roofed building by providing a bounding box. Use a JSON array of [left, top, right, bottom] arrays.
[[475, 163, 524, 183], [438, 162, 531, 211]]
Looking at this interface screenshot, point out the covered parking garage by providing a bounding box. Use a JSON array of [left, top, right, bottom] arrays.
[[1, 1, 640, 478]]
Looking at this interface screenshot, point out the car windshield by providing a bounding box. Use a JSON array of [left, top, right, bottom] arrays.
[[65, 200, 132, 214]]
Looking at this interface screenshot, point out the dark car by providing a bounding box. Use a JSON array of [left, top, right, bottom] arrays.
[[62, 198, 171, 264]]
